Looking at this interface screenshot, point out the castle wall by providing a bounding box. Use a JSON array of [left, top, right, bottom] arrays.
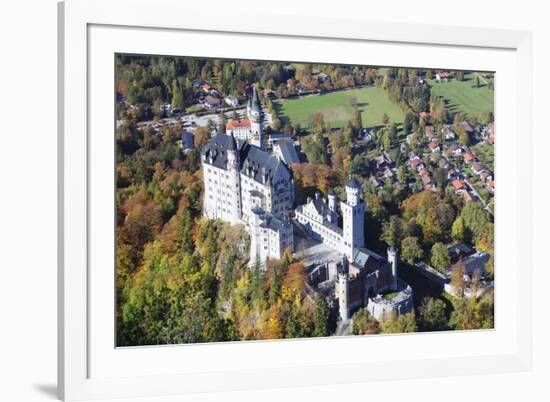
[[203, 163, 241, 225]]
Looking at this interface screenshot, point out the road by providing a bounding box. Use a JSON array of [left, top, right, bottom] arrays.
[[464, 178, 490, 212]]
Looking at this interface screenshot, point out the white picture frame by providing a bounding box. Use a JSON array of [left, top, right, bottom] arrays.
[[58, 0, 533, 400]]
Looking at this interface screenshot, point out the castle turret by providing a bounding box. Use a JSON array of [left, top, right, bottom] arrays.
[[340, 176, 365, 259], [226, 132, 241, 224], [247, 85, 263, 149], [345, 176, 361, 206], [387, 246, 398, 291], [328, 189, 336, 213], [226, 132, 238, 168], [338, 272, 349, 321]]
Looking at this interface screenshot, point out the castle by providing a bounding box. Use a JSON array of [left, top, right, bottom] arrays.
[[295, 179, 413, 322], [201, 87, 295, 264], [201, 87, 413, 323], [294, 177, 365, 260], [335, 246, 413, 321]]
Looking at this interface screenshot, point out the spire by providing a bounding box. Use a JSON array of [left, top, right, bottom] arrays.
[[227, 131, 237, 151]]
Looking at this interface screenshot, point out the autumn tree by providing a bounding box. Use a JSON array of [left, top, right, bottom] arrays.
[[450, 259, 466, 297], [418, 297, 447, 331], [382, 215, 405, 247], [401, 236, 423, 265], [451, 216, 465, 242], [352, 308, 380, 335], [380, 312, 417, 334], [263, 303, 283, 339], [430, 242, 451, 271], [194, 126, 211, 148]]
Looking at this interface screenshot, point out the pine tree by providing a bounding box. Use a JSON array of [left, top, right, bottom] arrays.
[[312, 296, 329, 337], [171, 79, 183, 109], [177, 209, 194, 255]]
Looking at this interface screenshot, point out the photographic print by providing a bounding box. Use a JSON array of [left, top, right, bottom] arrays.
[[115, 55, 495, 346]]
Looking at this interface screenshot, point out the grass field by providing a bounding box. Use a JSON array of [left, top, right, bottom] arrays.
[[275, 85, 405, 129], [428, 73, 494, 118]]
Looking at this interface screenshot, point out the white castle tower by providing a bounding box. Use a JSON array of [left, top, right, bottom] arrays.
[[226, 132, 242, 225], [340, 176, 365, 259], [247, 85, 263, 149], [387, 245, 398, 291], [337, 272, 349, 321]]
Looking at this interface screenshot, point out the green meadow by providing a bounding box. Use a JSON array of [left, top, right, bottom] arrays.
[[276, 85, 405, 129], [428, 73, 494, 118]]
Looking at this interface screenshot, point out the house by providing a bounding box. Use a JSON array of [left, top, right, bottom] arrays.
[[449, 143, 463, 156], [487, 180, 495, 192], [463, 152, 475, 163], [203, 95, 221, 110], [428, 141, 440, 153], [435, 71, 450, 81], [447, 169, 461, 180], [421, 172, 433, 188], [479, 171, 489, 182], [443, 125, 456, 140], [225, 95, 239, 107], [472, 162, 485, 175], [410, 158, 424, 171], [447, 243, 475, 263], [424, 125, 435, 139], [406, 133, 417, 144], [452, 179, 466, 193]]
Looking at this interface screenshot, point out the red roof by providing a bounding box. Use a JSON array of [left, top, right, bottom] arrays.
[[452, 179, 466, 191], [226, 119, 251, 129], [463, 152, 475, 162], [428, 141, 439, 149]]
